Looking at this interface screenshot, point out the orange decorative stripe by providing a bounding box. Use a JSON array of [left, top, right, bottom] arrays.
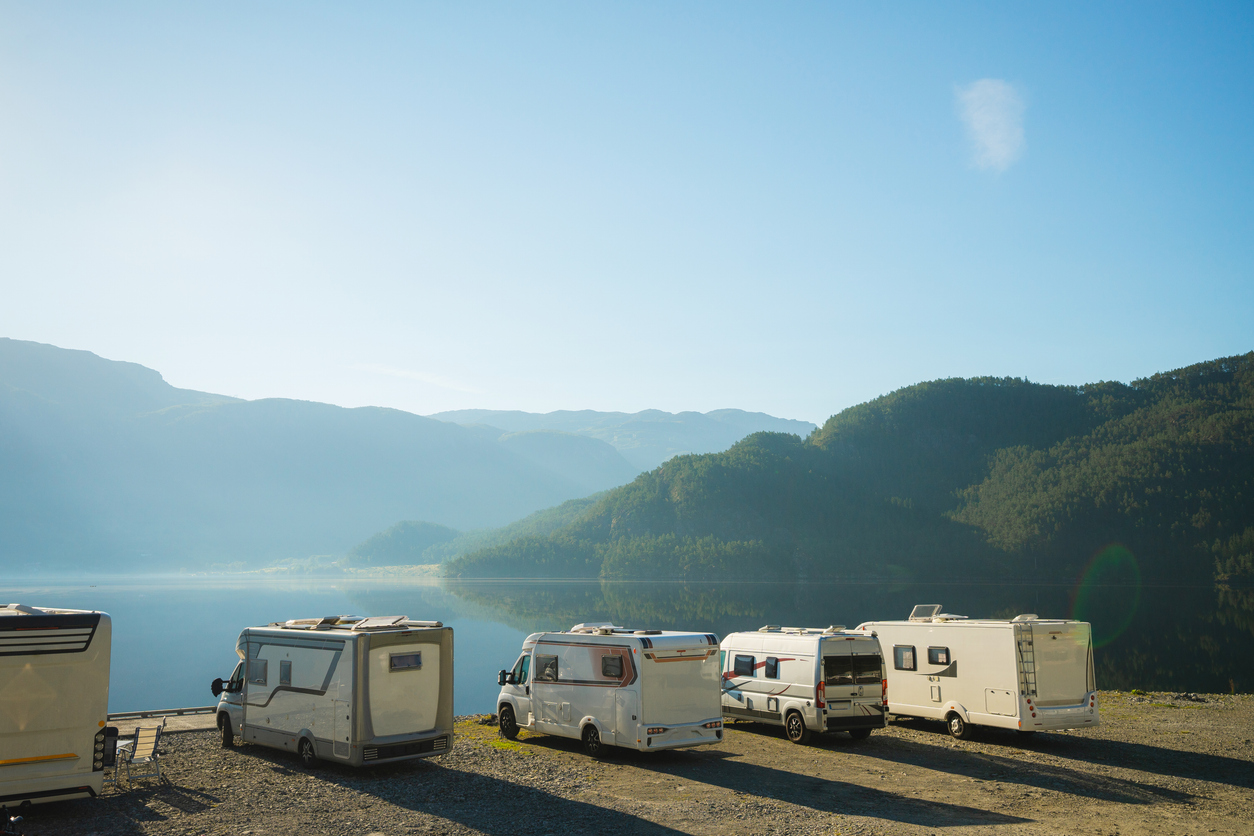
[[0, 753, 80, 767]]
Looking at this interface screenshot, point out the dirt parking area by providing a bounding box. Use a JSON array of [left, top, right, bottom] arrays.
[[14, 691, 1254, 836]]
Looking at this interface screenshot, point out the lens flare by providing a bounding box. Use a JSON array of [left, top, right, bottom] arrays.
[[1072, 544, 1142, 648]]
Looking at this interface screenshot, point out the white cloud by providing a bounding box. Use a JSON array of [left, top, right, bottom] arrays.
[[956, 79, 1025, 172], [347, 364, 484, 394]]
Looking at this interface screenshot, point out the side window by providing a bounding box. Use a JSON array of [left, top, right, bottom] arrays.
[[824, 655, 854, 686], [535, 654, 559, 682], [511, 654, 530, 683], [229, 661, 244, 688], [601, 655, 624, 678], [733, 655, 756, 677], [720, 650, 726, 671], [764, 657, 779, 679], [927, 647, 950, 666], [248, 659, 268, 685], [279, 660, 292, 686], [894, 646, 916, 671]]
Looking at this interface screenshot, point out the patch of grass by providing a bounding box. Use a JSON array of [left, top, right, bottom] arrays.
[[490, 739, 529, 753], [1151, 702, 1179, 709]]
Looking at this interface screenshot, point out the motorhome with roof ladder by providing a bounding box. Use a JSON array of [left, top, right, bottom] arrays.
[[720, 626, 887, 744], [855, 605, 1099, 739], [495, 623, 724, 756], [0, 604, 111, 808], [211, 615, 453, 766]]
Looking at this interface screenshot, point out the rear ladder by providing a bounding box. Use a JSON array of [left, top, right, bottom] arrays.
[[1014, 623, 1038, 697]]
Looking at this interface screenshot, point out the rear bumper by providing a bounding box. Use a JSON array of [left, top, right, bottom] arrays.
[[1026, 705, 1100, 731], [825, 710, 887, 732], [0, 775, 101, 807], [640, 719, 723, 751], [361, 731, 453, 764]]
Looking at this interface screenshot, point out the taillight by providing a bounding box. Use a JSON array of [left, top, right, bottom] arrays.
[[816, 680, 825, 708], [882, 678, 888, 706], [702, 721, 722, 729]]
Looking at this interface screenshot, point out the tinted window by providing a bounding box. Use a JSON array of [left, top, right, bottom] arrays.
[[536, 655, 559, 682], [894, 646, 916, 671], [853, 654, 882, 684], [928, 647, 950, 666], [734, 655, 755, 677], [824, 655, 854, 686], [390, 652, 422, 671], [279, 660, 292, 686], [511, 654, 530, 684], [765, 657, 780, 679], [602, 655, 623, 678]]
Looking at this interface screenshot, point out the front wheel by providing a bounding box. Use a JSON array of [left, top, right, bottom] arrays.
[[218, 714, 234, 748], [848, 727, 872, 741], [582, 724, 604, 758], [499, 706, 519, 740], [298, 738, 317, 768], [947, 713, 973, 740], [785, 711, 810, 745]]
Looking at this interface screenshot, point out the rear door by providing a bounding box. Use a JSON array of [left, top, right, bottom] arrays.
[[1033, 623, 1092, 706], [821, 639, 856, 719]]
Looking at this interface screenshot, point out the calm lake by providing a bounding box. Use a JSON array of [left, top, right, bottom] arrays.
[[3, 575, 1249, 713]]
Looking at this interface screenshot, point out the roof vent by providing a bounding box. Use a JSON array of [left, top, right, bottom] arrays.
[[1011, 614, 1039, 622], [571, 622, 617, 633], [351, 616, 409, 631], [822, 625, 847, 633], [2, 604, 45, 615], [758, 625, 781, 632], [633, 630, 662, 635], [407, 620, 444, 628], [932, 613, 968, 622], [908, 604, 943, 622]]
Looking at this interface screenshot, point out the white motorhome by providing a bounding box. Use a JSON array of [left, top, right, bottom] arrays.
[[720, 626, 887, 744], [856, 605, 1100, 739], [495, 623, 724, 756], [212, 615, 454, 766], [0, 604, 111, 808]]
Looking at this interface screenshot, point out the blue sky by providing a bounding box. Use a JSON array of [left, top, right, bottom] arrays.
[[1, 2, 1251, 424]]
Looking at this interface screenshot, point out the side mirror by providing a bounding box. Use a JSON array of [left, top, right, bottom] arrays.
[[211, 677, 224, 697], [497, 670, 508, 687]]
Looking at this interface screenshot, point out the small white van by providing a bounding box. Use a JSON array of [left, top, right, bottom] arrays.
[[720, 626, 887, 744], [212, 615, 454, 766], [496, 622, 724, 756], [0, 604, 111, 808], [856, 605, 1100, 738]]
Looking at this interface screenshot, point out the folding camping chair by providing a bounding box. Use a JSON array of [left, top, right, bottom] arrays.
[[119, 718, 165, 784]]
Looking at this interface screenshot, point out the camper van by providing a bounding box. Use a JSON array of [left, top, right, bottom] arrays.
[[495, 623, 724, 756], [212, 615, 454, 766], [720, 626, 887, 744], [0, 604, 111, 808], [856, 605, 1099, 739]]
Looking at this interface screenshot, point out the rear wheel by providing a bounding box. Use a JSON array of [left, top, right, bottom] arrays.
[[784, 711, 810, 745], [298, 738, 317, 768], [218, 714, 234, 748], [582, 724, 604, 758], [499, 706, 519, 740], [848, 727, 872, 741], [946, 713, 973, 740]]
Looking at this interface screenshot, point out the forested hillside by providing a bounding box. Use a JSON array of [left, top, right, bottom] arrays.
[[445, 353, 1254, 590]]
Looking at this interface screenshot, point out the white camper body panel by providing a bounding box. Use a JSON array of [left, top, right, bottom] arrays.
[[216, 617, 454, 766], [719, 629, 887, 738], [497, 626, 723, 752], [0, 605, 111, 807], [856, 612, 1099, 733]]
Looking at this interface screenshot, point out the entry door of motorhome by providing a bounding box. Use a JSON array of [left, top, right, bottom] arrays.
[[614, 689, 638, 746]]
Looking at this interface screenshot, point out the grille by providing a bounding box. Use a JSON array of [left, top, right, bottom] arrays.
[[362, 736, 448, 761]]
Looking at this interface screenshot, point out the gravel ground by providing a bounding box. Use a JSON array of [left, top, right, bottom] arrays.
[[12, 691, 1254, 836]]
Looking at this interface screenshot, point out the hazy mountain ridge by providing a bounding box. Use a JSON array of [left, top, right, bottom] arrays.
[[429, 407, 817, 470], [445, 353, 1254, 596], [0, 339, 639, 570]]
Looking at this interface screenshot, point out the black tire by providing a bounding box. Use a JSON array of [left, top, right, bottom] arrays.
[[582, 724, 604, 758], [298, 738, 317, 768], [218, 714, 234, 748], [784, 711, 810, 745], [1017, 730, 1037, 737], [947, 713, 973, 740], [848, 727, 872, 741], [499, 706, 519, 740]]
